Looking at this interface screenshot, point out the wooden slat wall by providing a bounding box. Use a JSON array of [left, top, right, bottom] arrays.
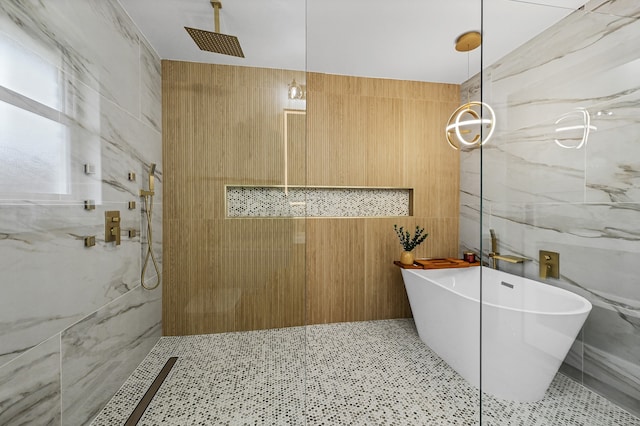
[[162, 61, 460, 335], [305, 73, 460, 324], [162, 61, 307, 335]]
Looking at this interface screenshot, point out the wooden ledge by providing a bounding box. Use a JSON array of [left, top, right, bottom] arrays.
[[394, 257, 480, 269]]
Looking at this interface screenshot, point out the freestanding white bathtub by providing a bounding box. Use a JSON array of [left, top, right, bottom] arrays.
[[401, 266, 592, 402]]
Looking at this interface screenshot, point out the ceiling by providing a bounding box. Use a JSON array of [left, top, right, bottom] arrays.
[[118, 0, 586, 84]]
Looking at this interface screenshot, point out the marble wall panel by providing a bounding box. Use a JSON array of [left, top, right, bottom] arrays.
[[98, 97, 162, 204], [0, 0, 162, 422], [0, 202, 141, 366], [61, 284, 161, 425], [140, 38, 162, 133], [0, 335, 61, 425], [583, 308, 640, 415]]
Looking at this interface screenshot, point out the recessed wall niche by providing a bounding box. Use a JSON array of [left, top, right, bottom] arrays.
[[226, 185, 413, 218]]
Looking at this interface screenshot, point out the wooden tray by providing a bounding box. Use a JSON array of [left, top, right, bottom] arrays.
[[415, 258, 480, 269], [394, 258, 480, 269], [393, 261, 423, 269]]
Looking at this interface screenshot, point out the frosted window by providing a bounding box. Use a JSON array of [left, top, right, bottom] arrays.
[[0, 101, 69, 195], [0, 33, 61, 111]]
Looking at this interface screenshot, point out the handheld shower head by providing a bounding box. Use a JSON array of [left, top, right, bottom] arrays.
[[149, 163, 156, 193]]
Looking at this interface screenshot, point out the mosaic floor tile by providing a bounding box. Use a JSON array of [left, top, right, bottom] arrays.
[[92, 319, 639, 425]]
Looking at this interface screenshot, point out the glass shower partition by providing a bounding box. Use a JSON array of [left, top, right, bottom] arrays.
[[161, 1, 308, 423], [479, 0, 640, 423]]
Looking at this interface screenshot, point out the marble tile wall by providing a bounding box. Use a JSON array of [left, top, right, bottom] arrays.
[[0, 0, 162, 424], [459, 0, 640, 417]]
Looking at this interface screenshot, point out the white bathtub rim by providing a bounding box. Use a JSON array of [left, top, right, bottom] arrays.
[[402, 267, 592, 317]]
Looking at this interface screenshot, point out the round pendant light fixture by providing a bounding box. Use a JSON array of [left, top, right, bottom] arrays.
[[446, 101, 496, 150], [446, 30, 496, 150]]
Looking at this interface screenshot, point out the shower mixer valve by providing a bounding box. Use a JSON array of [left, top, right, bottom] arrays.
[[105, 210, 121, 245]]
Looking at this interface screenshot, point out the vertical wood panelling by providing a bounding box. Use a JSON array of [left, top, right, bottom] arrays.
[[304, 73, 460, 325], [404, 99, 461, 216], [306, 92, 367, 186], [306, 219, 366, 324], [286, 111, 306, 186], [163, 61, 306, 335], [163, 62, 460, 335]]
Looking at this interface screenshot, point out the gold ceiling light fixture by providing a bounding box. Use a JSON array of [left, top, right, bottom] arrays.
[[446, 30, 496, 150], [446, 102, 496, 150], [455, 30, 482, 52], [185, 1, 245, 58]]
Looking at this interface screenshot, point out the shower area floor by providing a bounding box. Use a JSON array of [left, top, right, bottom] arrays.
[[92, 319, 639, 425]]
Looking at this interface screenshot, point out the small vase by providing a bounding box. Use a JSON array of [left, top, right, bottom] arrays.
[[400, 250, 415, 265]]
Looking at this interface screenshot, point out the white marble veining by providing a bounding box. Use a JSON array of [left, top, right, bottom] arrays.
[[460, 0, 640, 416], [99, 98, 162, 204], [140, 38, 162, 133], [0, 0, 162, 422], [0, 335, 61, 425], [61, 284, 161, 425], [0, 203, 141, 366]]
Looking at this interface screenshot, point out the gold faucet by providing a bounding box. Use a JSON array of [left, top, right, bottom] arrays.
[[488, 229, 529, 269], [489, 229, 499, 269]]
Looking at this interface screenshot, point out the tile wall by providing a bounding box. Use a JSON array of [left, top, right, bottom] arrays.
[[227, 186, 411, 217], [459, 0, 640, 416], [0, 0, 162, 424]]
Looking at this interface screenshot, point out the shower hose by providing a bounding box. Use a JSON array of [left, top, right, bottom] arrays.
[[141, 192, 161, 290]]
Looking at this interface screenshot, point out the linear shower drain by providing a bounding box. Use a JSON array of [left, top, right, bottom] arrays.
[[124, 357, 178, 425]]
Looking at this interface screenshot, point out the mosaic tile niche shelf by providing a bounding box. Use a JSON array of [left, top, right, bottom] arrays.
[[226, 186, 412, 218]]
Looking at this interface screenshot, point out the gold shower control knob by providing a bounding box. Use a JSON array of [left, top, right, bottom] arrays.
[[84, 236, 96, 247], [105, 211, 121, 245]]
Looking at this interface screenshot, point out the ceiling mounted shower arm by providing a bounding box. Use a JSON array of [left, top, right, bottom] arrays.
[[212, 1, 221, 33]]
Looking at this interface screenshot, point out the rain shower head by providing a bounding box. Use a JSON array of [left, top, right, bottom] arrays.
[[185, 27, 244, 57], [185, 1, 244, 58]]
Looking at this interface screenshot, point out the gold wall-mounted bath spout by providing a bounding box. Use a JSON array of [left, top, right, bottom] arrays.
[[488, 230, 531, 268], [491, 254, 529, 264]]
